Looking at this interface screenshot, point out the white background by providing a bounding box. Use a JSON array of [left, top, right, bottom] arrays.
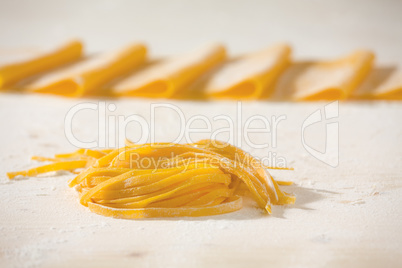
[[1, 0, 401, 63]]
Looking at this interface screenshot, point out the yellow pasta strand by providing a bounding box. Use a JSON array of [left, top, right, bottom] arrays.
[[87, 196, 242, 218], [8, 140, 295, 218], [7, 160, 88, 179]]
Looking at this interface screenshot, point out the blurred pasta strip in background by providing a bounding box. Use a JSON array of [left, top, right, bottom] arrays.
[[193, 43, 291, 100], [112, 43, 226, 98], [25, 43, 147, 97], [273, 50, 375, 100], [0, 40, 401, 101], [352, 68, 402, 100], [0, 40, 82, 89]]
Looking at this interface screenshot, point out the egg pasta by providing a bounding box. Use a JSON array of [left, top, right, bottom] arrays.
[[112, 44, 226, 98], [7, 140, 295, 219], [25, 43, 147, 97], [0, 40, 83, 89], [274, 50, 374, 100], [199, 44, 291, 99]]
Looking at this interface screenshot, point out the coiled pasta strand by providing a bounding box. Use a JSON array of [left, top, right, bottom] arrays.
[[7, 140, 295, 218]]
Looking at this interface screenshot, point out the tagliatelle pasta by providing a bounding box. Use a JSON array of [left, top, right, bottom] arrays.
[[274, 50, 375, 100], [198, 44, 291, 99], [112, 44, 226, 98], [25, 43, 147, 97], [0, 40, 83, 89], [7, 140, 295, 219]]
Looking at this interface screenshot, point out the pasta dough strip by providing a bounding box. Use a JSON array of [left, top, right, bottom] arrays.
[[199, 44, 291, 99], [112, 44, 226, 98], [273, 50, 374, 100], [0, 40, 83, 89], [25, 43, 147, 97], [352, 67, 402, 100]]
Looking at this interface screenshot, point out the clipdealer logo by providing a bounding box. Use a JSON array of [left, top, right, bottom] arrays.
[[301, 101, 339, 167], [64, 101, 339, 167]]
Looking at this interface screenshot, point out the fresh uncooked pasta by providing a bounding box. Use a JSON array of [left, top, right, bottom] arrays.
[[198, 44, 291, 99], [25, 43, 147, 97], [352, 68, 402, 100], [274, 50, 375, 100], [7, 140, 295, 219], [112, 44, 226, 98], [0, 40, 83, 89]]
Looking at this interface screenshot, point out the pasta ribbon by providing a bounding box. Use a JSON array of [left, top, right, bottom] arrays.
[[352, 67, 402, 100], [274, 50, 374, 100], [112, 44, 226, 98], [0, 40, 83, 89], [199, 44, 291, 99], [7, 140, 295, 219], [25, 43, 147, 97]]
